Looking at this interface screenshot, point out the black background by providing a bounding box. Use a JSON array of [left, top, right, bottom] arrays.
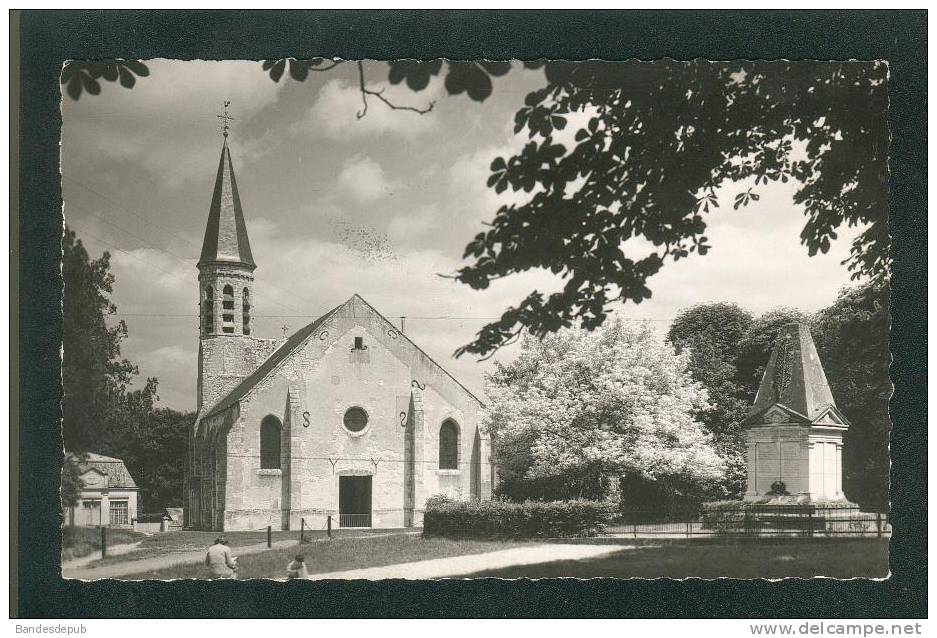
[[13, 10, 927, 618]]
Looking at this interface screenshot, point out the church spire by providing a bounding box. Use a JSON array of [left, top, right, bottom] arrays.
[[197, 102, 257, 354], [198, 105, 255, 269]]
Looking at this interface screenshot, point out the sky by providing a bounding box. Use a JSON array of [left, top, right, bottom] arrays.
[[61, 60, 867, 412]]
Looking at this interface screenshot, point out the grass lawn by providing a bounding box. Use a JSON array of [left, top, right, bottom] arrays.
[[84, 528, 389, 568], [465, 539, 890, 579], [61, 526, 149, 560], [121, 533, 530, 579]]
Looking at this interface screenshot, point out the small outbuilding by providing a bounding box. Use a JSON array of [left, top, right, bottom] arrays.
[[66, 452, 139, 528]]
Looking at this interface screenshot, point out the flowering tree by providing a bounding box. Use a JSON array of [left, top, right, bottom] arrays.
[[485, 319, 726, 501]]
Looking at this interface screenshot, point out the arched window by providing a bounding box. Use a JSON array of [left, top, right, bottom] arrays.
[[203, 286, 214, 334], [222, 285, 235, 333], [439, 419, 459, 469], [260, 415, 281, 469], [242, 288, 251, 335]]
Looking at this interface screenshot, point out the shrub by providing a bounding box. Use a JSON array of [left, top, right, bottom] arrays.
[[423, 495, 615, 539], [700, 501, 752, 534], [769, 481, 789, 496]]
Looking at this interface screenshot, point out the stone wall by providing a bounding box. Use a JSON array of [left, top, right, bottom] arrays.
[[198, 334, 279, 411], [744, 424, 844, 500]]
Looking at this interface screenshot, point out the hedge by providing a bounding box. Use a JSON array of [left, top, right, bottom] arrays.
[[422, 495, 615, 539]]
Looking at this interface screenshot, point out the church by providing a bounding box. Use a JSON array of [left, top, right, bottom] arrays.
[[184, 130, 494, 531]]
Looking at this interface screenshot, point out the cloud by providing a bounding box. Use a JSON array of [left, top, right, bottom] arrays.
[[62, 60, 287, 189], [336, 155, 400, 203], [298, 76, 443, 140], [387, 204, 440, 244]]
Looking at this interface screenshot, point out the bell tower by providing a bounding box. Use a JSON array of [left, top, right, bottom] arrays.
[[197, 102, 257, 409]]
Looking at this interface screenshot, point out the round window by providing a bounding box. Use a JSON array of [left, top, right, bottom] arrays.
[[343, 407, 369, 433]]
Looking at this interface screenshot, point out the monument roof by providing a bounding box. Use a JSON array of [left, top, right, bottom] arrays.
[[744, 322, 849, 426], [198, 139, 255, 269]]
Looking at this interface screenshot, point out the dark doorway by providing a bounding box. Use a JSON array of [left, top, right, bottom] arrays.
[[339, 476, 372, 528]]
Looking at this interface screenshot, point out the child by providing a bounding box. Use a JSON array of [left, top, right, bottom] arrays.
[[286, 554, 309, 580]]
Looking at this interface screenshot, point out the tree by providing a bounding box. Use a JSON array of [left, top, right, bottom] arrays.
[[62, 226, 139, 453], [60, 454, 83, 515], [125, 407, 194, 511], [62, 226, 185, 513], [667, 303, 754, 498], [63, 59, 889, 359], [485, 319, 726, 504], [812, 283, 890, 511]]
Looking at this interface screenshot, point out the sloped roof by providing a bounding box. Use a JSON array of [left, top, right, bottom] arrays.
[[71, 452, 138, 489], [203, 294, 483, 419], [353, 294, 483, 407], [198, 139, 255, 269], [204, 302, 344, 418], [745, 322, 849, 426]]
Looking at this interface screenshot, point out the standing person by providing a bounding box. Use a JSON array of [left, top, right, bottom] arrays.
[[205, 536, 238, 579], [285, 554, 309, 580]]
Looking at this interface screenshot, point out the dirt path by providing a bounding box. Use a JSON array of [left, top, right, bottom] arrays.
[[307, 543, 629, 580], [62, 540, 297, 580], [62, 530, 423, 580]]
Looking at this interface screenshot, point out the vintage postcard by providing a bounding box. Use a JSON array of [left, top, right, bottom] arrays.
[[54, 57, 893, 583]]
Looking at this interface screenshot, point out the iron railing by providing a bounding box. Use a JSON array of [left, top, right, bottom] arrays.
[[339, 513, 372, 528], [609, 505, 888, 538]]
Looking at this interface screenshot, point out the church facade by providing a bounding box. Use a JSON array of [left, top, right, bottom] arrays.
[[184, 136, 494, 531]]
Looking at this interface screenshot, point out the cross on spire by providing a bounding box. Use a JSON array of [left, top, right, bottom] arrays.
[[217, 100, 234, 138]]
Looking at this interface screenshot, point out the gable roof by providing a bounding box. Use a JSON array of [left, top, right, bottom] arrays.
[[744, 322, 850, 427], [203, 294, 482, 419], [352, 294, 484, 407], [70, 452, 139, 489], [198, 139, 255, 269], [204, 302, 343, 418]]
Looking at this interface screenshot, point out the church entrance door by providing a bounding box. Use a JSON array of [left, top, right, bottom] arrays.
[[339, 476, 372, 528]]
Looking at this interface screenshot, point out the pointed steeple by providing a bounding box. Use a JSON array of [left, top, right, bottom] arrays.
[[198, 139, 255, 269], [745, 323, 848, 425]]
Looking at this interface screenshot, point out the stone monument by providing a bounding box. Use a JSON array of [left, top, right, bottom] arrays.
[[742, 323, 851, 501]]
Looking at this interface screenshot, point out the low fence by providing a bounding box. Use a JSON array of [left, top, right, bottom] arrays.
[[610, 505, 889, 538]]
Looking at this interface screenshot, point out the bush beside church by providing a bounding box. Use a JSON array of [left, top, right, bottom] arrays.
[[423, 495, 614, 539]]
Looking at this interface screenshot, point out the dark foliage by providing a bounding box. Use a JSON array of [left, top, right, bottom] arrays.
[[812, 283, 891, 511], [60, 59, 149, 100], [62, 226, 138, 453], [668, 303, 754, 498], [450, 60, 888, 357], [423, 495, 614, 539], [60, 454, 84, 511]]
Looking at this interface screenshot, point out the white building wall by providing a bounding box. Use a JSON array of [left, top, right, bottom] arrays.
[[210, 299, 491, 531]]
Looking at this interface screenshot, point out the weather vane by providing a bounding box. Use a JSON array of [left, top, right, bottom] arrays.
[[217, 100, 234, 138]]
